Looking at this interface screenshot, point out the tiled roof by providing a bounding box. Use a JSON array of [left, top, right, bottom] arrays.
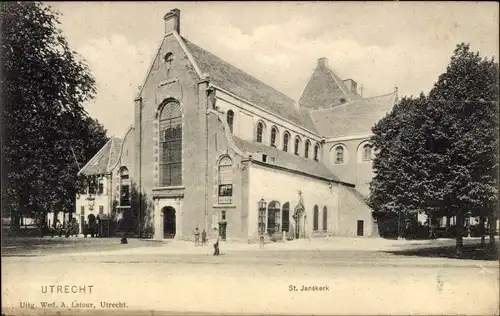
[[309, 92, 396, 138], [299, 60, 362, 110], [182, 37, 318, 133], [232, 136, 348, 184], [78, 137, 123, 176]]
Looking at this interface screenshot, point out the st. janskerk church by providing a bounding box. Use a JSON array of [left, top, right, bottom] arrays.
[[75, 9, 398, 242]]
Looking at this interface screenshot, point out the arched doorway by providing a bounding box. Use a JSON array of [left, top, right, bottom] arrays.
[[162, 207, 176, 238]]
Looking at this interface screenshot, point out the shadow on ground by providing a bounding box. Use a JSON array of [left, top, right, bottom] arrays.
[[385, 244, 499, 261]]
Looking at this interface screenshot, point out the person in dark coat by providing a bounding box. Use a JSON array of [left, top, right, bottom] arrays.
[[201, 229, 207, 246], [213, 228, 220, 256]]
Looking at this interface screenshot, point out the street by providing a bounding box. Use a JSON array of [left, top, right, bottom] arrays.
[[2, 237, 499, 315]]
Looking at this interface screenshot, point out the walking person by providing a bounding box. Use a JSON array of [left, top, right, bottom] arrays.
[[201, 229, 207, 246], [194, 228, 200, 247], [213, 227, 220, 256]]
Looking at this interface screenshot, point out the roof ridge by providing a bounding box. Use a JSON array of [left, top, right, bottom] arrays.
[[181, 36, 295, 103], [309, 91, 396, 114]]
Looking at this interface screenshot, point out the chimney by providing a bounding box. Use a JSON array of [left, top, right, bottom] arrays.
[[164, 9, 181, 34], [318, 57, 328, 68]]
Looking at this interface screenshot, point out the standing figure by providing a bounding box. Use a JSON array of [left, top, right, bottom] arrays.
[[213, 228, 220, 256], [201, 229, 207, 246], [194, 228, 200, 247]]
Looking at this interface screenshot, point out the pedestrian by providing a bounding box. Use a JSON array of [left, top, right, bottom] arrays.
[[213, 227, 220, 256], [194, 228, 200, 247], [201, 229, 207, 246], [56, 220, 63, 237], [83, 222, 89, 238]]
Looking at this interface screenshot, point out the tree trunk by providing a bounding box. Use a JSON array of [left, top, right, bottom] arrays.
[[480, 216, 486, 246], [489, 211, 497, 247], [445, 216, 450, 232], [455, 210, 464, 257], [428, 214, 436, 239], [10, 211, 20, 231]]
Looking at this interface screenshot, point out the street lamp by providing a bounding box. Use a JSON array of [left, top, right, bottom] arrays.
[[258, 198, 267, 247]]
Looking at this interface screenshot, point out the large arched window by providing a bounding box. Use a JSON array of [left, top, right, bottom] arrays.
[[227, 110, 234, 133], [159, 101, 182, 186], [283, 132, 290, 152], [218, 156, 233, 204], [322, 206, 328, 231], [313, 205, 319, 231], [363, 143, 373, 161], [335, 146, 344, 164], [282, 202, 290, 232], [119, 167, 130, 206], [314, 143, 320, 161], [267, 201, 281, 235], [294, 136, 301, 155], [304, 140, 311, 158], [270, 126, 278, 147], [256, 122, 264, 143]]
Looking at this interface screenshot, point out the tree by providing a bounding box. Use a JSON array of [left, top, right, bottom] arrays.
[[370, 43, 498, 255], [1, 2, 107, 230]]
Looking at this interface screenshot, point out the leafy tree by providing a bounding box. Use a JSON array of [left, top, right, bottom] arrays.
[[1, 2, 108, 230], [370, 43, 498, 255]]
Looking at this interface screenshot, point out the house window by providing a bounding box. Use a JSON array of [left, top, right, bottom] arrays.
[[363, 144, 373, 161], [323, 206, 328, 231], [313, 205, 319, 231], [270, 126, 277, 147], [218, 157, 233, 204], [294, 136, 301, 155], [99, 206, 104, 215], [335, 146, 344, 164], [98, 178, 104, 195], [283, 132, 290, 152], [305, 140, 311, 158], [227, 110, 234, 133], [159, 101, 182, 186], [88, 178, 97, 195], [314, 144, 320, 161], [119, 167, 130, 206], [256, 122, 264, 143]]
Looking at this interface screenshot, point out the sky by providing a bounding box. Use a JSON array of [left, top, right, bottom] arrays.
[[46, 2, 499, 137]]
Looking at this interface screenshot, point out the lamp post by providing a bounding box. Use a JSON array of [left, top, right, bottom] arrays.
[[258, 198, 267, 247]]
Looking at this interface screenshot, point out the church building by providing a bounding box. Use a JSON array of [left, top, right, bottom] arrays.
[[76, 9, 398, 242]]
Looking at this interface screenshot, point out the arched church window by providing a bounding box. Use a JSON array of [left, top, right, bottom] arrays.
[[323, 206, 328, 231], [119, 167, 130, 206], [313, 205, 319, 231], [363, 144, 373, 161], [227, 110, 234, 133], [283, 132, 290, 152], [159, 100, 182, 186], [294, 136, 301, 155], [218, 156, 233, 204], [270, 126, 278, 147], [335, 146, 344, 164], [256, 122, 264, 143], [305, 140, 311, 158], [314, 143, 320, 161]]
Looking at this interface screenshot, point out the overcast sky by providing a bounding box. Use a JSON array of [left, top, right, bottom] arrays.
[[47, 2, 498, 137]]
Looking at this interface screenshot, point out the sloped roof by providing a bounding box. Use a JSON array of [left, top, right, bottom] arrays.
[[78, 137, 123, 176], [299, 59, 362, 110], [309, 92, 397, 138], [232, 136, 349, 184], [182, 37, 318, 133]]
